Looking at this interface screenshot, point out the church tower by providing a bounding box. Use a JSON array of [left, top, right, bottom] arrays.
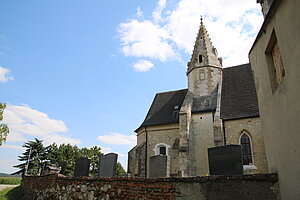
[[187, 18, 223, 97]]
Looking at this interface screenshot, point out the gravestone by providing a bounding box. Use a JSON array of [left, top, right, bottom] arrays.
[[208, 145, 243, 175], [149, 155, 167, 178], [74, 157, 90, 177], [59, 161, 67, 175], [98, 153, 118, 177]]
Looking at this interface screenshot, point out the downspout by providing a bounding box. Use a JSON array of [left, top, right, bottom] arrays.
[[145, 127, 148, 178], [222, 120, 226, 146]]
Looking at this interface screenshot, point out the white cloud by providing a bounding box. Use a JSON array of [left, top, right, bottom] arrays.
[[118, 19, 176, 62], [152, 0, 167, 23], [97, 132, 136, 146], [0, 66, 14, 83], [118, 0, 263, 68], [136, 7, 143, 18], [3, 104, 81, 145], [133, 60, 154, 72]]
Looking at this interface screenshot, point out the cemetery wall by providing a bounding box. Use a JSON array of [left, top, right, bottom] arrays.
[[21, 173, 279, 200]]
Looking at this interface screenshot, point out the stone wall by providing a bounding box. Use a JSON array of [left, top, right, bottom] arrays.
[[224, 117, 268, 174], [21, 173, 279, 200]]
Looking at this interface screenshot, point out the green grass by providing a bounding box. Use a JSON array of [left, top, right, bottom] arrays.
[[0, 186, 24, 200], [0, 178, 22, 185]]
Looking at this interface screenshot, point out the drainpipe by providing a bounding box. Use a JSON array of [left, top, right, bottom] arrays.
[[145, 127, 148, 178], [222, 120, 226, 146]]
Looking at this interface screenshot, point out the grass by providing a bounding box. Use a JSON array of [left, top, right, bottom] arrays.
[[0, 178, 22, 185], [0, 186, 24, 200]]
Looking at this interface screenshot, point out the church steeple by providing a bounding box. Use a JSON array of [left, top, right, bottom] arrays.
[[187, 17, 222, 74], [187, 17, 223, 97]]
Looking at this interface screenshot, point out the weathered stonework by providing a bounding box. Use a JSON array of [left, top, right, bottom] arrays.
[[21, 173, 279, 200], [224, 117, 268, 174]]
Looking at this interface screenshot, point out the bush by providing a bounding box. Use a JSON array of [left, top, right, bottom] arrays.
[[0, 177, 22, 185]]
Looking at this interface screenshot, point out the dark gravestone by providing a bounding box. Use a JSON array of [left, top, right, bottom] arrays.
[[208, 145, 243, 175], [149, 155, 167, 178], [74, 157, 90, 177], [59, 161, 67, 175], [98, 153, 118, 177]]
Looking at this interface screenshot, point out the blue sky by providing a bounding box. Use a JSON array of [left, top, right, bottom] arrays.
[[0, 0, 263, 173]]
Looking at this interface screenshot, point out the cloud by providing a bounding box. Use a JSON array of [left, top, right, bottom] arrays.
[[3, 104, 81, 145], [97, 132, 136, 146], [118, 0, 263, 68], [0, 66, 14, 83], [133, 60, 154, 72], [118, 19, 176, 62]]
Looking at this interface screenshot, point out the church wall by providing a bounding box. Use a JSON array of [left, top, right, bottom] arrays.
[[188, 67, 222, 97], [224, 117, 268, 174], [145, 124, 180, 177], [188, 112, 215, 176], [249, 0, 300, 198]]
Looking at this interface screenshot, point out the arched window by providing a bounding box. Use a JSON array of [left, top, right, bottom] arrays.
[[153, 143, 170, 156], [199, 54, 203, 63], [240, 133, 253, 165]]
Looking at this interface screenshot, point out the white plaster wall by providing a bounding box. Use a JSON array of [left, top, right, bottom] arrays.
[[188, 112, 215, 176], [249, 1, 300, 199]]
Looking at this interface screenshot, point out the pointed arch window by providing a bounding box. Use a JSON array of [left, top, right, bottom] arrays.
[[240, 133, 253, 165]]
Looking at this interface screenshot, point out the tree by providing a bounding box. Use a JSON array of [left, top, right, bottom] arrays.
[[0, 103, 9, 146], [80, 146, 102, 177], [116, 162, 126, 176], [14, 138, 46, 175]]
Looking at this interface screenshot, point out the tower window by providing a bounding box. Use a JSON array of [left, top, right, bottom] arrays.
[[240, 133, 253, 165], [199, 54, 203, 63]]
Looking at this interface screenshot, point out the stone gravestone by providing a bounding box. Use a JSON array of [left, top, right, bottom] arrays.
[[149, 155, 167, 178], [98, 153, 118, 177], [59, 161, 67, 175], [208, 145, 243, 175], [74, 157, 90, 177]]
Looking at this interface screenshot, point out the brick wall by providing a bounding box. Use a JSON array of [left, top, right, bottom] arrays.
[[21, 173, 279, 200]]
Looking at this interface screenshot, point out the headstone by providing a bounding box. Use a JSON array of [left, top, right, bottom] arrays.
[[74, 157, 90, 177], [59, 161, 67, 175], [208, 145, 243, 175], [98, 153, 118, 177], [149, 155, 167, 178]]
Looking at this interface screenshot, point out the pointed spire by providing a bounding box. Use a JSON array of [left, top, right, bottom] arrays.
[[187, 17, 222, 74]]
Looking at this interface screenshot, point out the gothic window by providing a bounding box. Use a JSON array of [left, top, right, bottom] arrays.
[[199, 54, 203, 63], [240, 132, 253, 165]]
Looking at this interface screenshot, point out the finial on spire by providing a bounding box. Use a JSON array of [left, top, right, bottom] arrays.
[[200, 15, 203, 25]]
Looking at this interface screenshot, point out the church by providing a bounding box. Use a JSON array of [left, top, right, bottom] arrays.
[[128, 18, 268, 178]]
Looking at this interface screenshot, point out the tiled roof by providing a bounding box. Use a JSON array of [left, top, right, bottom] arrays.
[[192, 85, 218, 113], [136, 89, 188, 131], [221, 63, 260, 120]]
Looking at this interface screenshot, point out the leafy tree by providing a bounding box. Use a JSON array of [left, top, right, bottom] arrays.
[[116, 162, 126, 176], [81, 146, 102, 177], [0, 103, 9, 146], [14, 138, 46, 175]]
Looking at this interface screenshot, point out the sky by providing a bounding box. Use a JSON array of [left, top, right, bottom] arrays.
[[0, 0, 263, 173]]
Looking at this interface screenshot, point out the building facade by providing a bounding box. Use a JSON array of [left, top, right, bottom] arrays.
[[128, 19, 268, 178], [249, 0, 300, 199]]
